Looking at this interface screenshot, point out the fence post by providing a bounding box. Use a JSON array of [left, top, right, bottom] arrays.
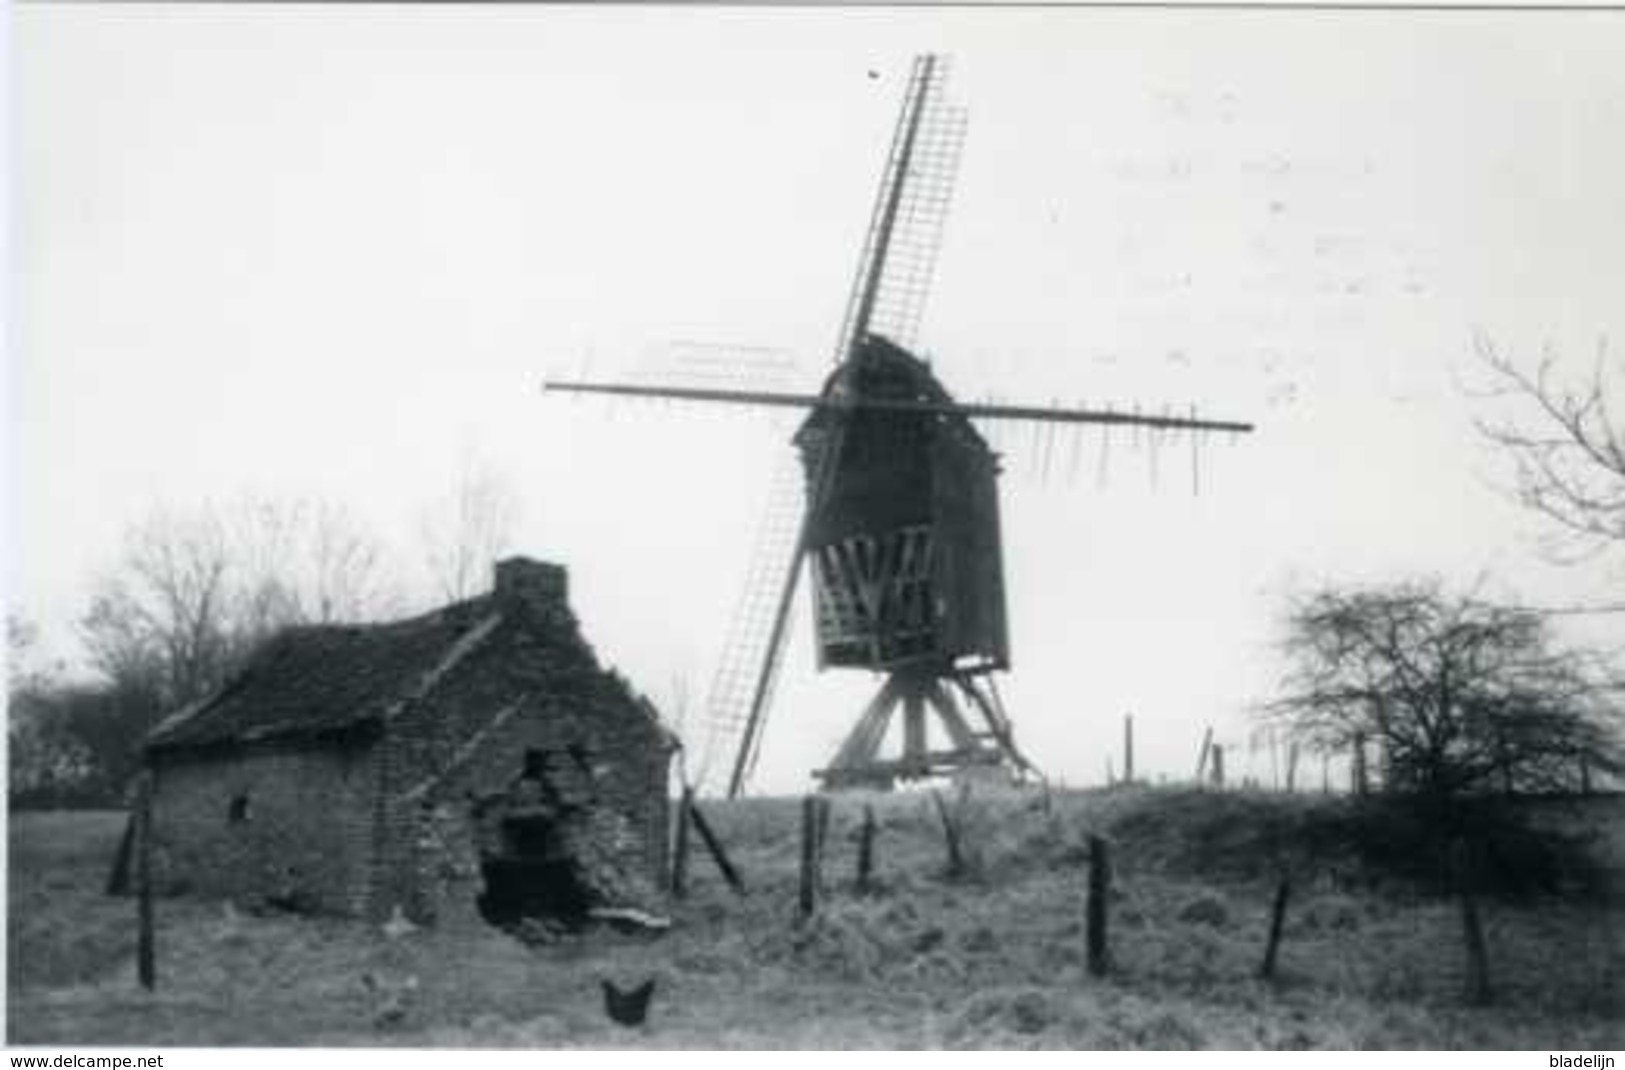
[[1454, 840, 1493, 1006], [814, 796, 833, 896], [671, 785, 693, 898], [930, 789, 965, 879], [1211, 744, 1225, 789], [798, 795, 819, 921], [1259, 873, 1291, 980], [135, 771, 156, 991], [1086, 835, 1110, 977], [856, 803, 877, 893], [1124, 713, 1135, 786]]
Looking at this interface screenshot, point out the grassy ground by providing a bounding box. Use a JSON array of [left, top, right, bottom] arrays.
[[7, 787, 1623, 1048]]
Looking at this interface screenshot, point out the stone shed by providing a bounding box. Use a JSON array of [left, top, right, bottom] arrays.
[[140, 557, 676, 928]]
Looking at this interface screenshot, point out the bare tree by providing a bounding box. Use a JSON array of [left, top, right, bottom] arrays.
[[229, 496, 392, 644], [419, 461, 522, 602], [81, 505, 235, 708], [1472, 334, 1625, 565], [305, 499, 391, 621], [81, 496, 397, 709], [1262, 580, 1620, 800]]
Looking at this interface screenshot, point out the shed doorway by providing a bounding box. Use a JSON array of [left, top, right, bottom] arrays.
[[475, 811, 594, 929]]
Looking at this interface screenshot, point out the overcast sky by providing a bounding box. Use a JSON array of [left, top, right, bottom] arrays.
[[12, 5, 1625, 794]]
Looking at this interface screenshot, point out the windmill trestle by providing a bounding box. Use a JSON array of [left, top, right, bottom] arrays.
[[814, 664, 1029, 791]]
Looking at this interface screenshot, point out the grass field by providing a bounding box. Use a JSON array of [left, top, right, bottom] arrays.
[[7, 786, 1623, 1048]]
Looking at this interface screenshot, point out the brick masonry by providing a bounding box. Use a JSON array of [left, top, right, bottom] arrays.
[[145, 558, 675, 926]]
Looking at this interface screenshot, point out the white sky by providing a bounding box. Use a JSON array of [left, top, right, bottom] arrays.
[[12, 6, 1625, 794]]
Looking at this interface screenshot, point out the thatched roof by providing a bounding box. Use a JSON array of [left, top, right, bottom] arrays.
[[146, 600, 506, 752]]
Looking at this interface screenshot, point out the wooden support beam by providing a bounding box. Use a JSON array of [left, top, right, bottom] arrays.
[[826, 676, 902, 773], [954, 673, 1040, 778], [688, 798, 745, 896], [902, 685, 928, 770], [1259, 873, 1291, 981], [817, 747, 1003, 784], [1195, 726, 1213, 784], [106, 815, 134, 897], [925, 681, 979, 751]]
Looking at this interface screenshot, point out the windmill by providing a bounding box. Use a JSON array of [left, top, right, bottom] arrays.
[[544, 55, 1255, 797]]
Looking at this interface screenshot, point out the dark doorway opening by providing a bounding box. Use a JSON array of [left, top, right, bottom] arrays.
[[475, 814, 593, 929]]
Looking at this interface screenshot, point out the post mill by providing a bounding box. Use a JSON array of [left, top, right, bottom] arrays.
[[545, 55, 1254, 796]]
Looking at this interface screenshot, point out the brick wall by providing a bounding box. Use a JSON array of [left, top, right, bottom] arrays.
[[145, 564, 674, 927], [372, 612, 673, 924], [149, 738, 378, 916]]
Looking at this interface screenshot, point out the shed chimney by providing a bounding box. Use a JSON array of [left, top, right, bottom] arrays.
[[492, 557, 568, 617]]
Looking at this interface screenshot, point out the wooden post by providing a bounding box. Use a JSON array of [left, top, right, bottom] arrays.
[[1259, 874, 1291, 981], [1210, 744, 1225, 789], [1352, 732, 1369, 797], [688, 798, 745, 896], [1086, 835, 1109, 977], [106, 815, 135, 897], [814, 795, 833, 896], [856, 803, 877, 893], [1123, 713, 1134, 786], [1195, 726, 1213, 785], [798, 795, 819, 920], [1454, 841, 1492, 1006], [930, 789, 964, 879], [135, 772, 156, 991], [670, 785, 693, 898]]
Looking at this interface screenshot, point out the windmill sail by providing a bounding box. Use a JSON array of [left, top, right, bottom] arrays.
[[693, 456, 804, 792], [718, 53, 967, 798], [834, 54, 967, 363]]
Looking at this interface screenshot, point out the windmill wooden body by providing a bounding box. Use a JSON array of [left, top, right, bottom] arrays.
[[792, 336, 1017, 788], [545, 55, 1254, 796]]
